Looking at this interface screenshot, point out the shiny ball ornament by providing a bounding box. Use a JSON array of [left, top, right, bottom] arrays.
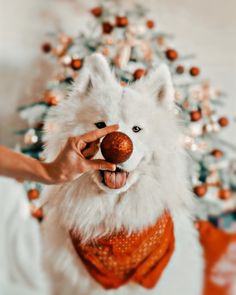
[[218, 188, 232, 200], [71, 58, 83, 70], [190, 67, 200, 77], [91, 6, 102, 17], [146, 20, 155, 29], [27, 189, 40, 200], [101, 131, 133, 164], [42, 42, 51, 53], [190, 110, 202, 122], [45, 94, 59, 106], [102, 22, 114, 34], [218, 117, 229, 127], [176, 65, 184, 74], [193, 184, 207, 197], [116, 16, 129, 27], [211, 149, 224, 158], [165, 49, 178, 61], [133, 68, 146, 80], [31, 207, 44, 221]]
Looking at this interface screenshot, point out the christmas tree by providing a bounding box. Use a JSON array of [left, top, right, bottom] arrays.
[[16, 0, 236, 228]]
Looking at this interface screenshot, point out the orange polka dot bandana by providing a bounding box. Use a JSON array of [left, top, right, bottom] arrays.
[[70, 212, 175, 289]]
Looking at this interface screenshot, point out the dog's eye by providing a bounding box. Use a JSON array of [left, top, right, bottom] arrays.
[[132, 126, 142, 133], [95, 122, 107, 129]]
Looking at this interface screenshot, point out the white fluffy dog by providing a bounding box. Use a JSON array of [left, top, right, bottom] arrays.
[[42, 53, 204, 295]]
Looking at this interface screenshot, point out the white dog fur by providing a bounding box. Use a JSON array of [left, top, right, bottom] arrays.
[[42, 53, 204, 295]]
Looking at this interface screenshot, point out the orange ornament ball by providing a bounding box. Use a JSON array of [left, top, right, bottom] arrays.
[[190, 66, 200, 77], [27, 189, 40, 200], [42, 42, 51, 53], [133, 68, 146, 80], [71, 58, 83, 70], [211, 149, 224, 158], [218, 188, 231, 200], [101, 131, 133, 164], [176, 65, 185, 74], [90, 6, 103, 17], [45, 94, 59, 106], [193, 184, 207, 197], [116, 16, 129, 27], [165, 49, 178, 61], [146, 20, 155, 29], [102, 22, 114, 34], [218, 117, 229, 127], [31, 207, 44, 221], [190, 110, 202, 122]]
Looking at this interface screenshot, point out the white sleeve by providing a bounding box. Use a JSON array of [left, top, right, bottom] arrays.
[[0, 177, 49, 295]]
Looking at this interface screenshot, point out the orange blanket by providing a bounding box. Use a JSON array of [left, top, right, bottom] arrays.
[[70, 215, 236, 294]]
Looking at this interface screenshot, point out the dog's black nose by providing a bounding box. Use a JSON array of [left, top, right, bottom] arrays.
[[116, 167, 123, 172]]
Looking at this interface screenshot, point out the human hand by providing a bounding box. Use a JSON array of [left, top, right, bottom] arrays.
[[43, 124, 119, 184]]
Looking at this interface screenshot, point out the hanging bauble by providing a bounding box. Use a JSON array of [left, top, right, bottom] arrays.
[[190, 67, 200, 77], [44, 93, 59, 106], [218, 188, 232, 200], [27, 188, 40, 200], [31, 207, 44, 221], [165, 49, 178, 61], [146, 20, 155, 29], [71, 58, 83, 70], [218, 117, 229, 127], [211, 149, 224, 158], [42, 42, 52, 53], [91, 6, 103, 17], [133, 68, 146, 80], [116, 16, 129, 27], [190, 110, 202, 122], [102, 22, 114, 34], [193, 184, 207, 197], [176, 65, 185, 74]]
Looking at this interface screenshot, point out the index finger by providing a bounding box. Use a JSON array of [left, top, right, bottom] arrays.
[[80, 124, 119, 143]]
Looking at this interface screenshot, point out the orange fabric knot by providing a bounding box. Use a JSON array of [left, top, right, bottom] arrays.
[[70, 212, 175, 289]]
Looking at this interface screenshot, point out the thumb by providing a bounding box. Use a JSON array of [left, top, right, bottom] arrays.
[[87, 159, 116, 171]]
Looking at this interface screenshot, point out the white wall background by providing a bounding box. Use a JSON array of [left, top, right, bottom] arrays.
[[0, 0, 236, 147]]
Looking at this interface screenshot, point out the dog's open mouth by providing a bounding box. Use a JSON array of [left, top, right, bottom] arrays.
[[99, 167, 129, 189]]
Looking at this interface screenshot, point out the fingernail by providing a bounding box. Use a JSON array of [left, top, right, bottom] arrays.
[[111, 164, 116, 171], [111, 124, 119, 128]]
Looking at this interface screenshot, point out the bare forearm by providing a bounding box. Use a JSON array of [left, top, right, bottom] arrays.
[[0, 146, 53, 184], [0, 125, 118, 185]]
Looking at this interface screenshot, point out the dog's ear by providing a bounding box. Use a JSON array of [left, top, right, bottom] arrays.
[[144, 64, 174, 110], [74, 53, 113, 96]]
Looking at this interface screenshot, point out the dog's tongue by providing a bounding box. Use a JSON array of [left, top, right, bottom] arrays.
[[104, 171, 127, 189]]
